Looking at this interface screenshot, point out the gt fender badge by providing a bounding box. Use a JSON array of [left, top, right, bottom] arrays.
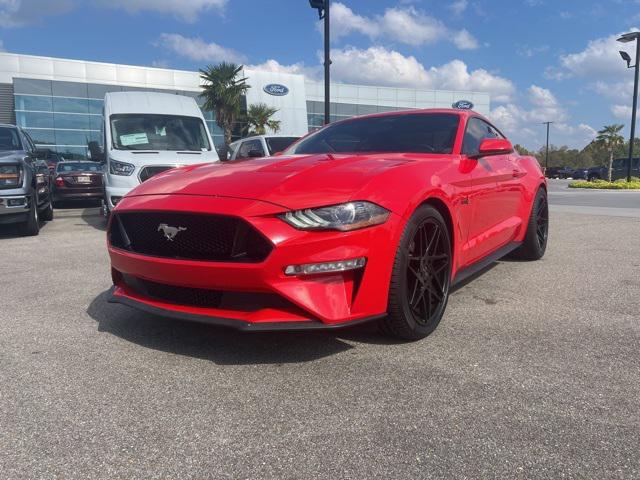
[[158, 223, 186, 241]]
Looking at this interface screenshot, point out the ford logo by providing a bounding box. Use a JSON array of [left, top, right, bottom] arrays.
[[452, 100, 474, 110], [263, 84, 289, 96]]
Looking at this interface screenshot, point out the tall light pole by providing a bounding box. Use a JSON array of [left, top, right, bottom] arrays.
[[309, 0, 331, 125], [542, 121, 553, 170], [617, 31, 640, 183]]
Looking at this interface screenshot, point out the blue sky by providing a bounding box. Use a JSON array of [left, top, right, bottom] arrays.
[[0, 0, 638, 150]]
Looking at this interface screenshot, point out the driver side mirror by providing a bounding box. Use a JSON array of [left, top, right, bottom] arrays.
[[32, 148, 50, 160], [88, 141, 105, 162], [471, 138, 514, 159]]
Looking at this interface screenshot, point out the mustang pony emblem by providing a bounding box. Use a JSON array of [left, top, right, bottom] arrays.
[[157, 223, 187, 241]]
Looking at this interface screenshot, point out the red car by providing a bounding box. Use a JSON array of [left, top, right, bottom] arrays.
[[107, 109, 548, 340]]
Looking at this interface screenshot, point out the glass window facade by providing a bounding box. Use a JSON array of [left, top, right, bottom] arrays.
[[306, 101, 414, 132], [13, 77, 231, 159]]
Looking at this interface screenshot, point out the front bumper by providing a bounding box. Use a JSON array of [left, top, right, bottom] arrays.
[[108, 194, 403, 329], [0, 193, 30, 224], [53, 188, 103, 202]]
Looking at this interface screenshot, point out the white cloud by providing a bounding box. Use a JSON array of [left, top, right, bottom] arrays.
[[99, 0, 227, 22], [489, 85, 596, 148], [516, 44, 549, 58], [449, 0, 468, 15], [547, 31, 636, 80], [157, 33, 247, 64], [247, 59, 321, 79], [328, 46, 515, 102], [611, 104, 634, 119], [0, 0, 73, 27], [329, 2, 479, 50], [0, 0, 227, 26], [453, 29, 479, 50]]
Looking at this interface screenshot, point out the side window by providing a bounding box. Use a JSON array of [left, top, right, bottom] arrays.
[[612, 159, 625, 169], [237, 139, 265, 159], [18, 129, 32, 153], [23, 131, 37, 152], [462, 118, 504, 156]]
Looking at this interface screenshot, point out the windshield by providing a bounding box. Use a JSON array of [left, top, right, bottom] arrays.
[[110, 114, 211, 151], [0, 127, 23, 151], [265, 137, 299, 155], [285, 113, 460, 155], [56, 162, 102, 173]]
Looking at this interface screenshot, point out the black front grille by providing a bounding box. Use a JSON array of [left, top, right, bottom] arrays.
[[109, 211, 272, 262], [139, 166, 172, 182], [123, 274, 223, 308]]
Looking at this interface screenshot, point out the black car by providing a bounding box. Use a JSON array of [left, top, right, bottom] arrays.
[[545, 166, 575, 179], [587, 157, 640, 182], [0, 124, 53, 235]]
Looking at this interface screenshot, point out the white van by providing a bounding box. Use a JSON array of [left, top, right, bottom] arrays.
[[100, 92, 218, 215]]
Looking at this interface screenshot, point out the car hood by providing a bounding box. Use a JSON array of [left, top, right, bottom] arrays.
[[127, 153, 416, 209]]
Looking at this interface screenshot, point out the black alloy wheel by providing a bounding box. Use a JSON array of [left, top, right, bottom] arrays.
[[382, 205, 452, 340], [509, 188, 548, 260], [535, 191, 549, 251], [405, 218, 450, 326]]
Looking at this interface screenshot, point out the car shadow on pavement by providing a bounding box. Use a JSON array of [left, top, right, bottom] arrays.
[[86, 290, 387, 364]]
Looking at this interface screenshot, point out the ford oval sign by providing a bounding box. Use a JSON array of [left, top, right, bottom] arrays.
[[452, 100, 474, 110], [263, 84, 289, 96]]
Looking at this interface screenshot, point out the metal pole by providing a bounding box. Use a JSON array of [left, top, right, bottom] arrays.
[[626, 39, 640, 182], [324, 0, 330, 125], [543, 122, 552, 169]]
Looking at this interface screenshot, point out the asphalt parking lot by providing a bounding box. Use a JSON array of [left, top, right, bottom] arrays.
[[1, 185, 639, 479]]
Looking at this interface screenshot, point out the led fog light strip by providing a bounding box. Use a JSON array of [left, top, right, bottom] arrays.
[[284, 257, 367, 276]]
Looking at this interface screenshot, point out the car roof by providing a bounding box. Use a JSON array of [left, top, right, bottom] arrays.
[[104, 91, 202, 117]]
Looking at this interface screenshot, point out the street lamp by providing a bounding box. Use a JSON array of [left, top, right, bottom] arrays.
[[309, 0, 331, 125], [617, 31, 640, 183], [542, 121, 553, 170]]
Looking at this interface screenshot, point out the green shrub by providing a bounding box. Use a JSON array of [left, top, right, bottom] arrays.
[[569, 180, 640, 189]]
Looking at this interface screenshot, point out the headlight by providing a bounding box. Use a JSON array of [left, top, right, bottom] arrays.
[[280, 201, 390, 231], [0, 164, 21, 188], [109, 159, 135, 176]]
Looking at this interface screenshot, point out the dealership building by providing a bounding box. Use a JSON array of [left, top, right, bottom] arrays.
[[0, 52, 491, 159]]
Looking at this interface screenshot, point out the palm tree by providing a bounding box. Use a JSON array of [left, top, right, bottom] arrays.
[[246, 103, 281, 135], [595, 124, 624, 182], [199, 62, 250, 160]]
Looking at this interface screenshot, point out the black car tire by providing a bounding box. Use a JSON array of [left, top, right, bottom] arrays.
[[380, 205, 452, 341], [41, 198, 54, 221], [588, 174, 600, 182], [509, 188, 548, 261], [19, 194, 40, 236]]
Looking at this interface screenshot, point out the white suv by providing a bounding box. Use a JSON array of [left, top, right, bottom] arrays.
[[229, 135, 299, 160]]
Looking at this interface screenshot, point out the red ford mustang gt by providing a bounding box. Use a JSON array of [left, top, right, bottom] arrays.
[[107, 109, 548, 340]]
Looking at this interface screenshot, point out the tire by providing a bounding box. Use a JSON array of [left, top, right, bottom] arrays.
[[510, 188, 548, 261], [380, 205, 452, 341], [19, 193, 40, 236], [41, 198, 54, 221], [588, 175, 599, 182]]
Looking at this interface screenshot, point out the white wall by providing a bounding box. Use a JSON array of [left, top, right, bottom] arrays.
[[242, 68, 309, 137]]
